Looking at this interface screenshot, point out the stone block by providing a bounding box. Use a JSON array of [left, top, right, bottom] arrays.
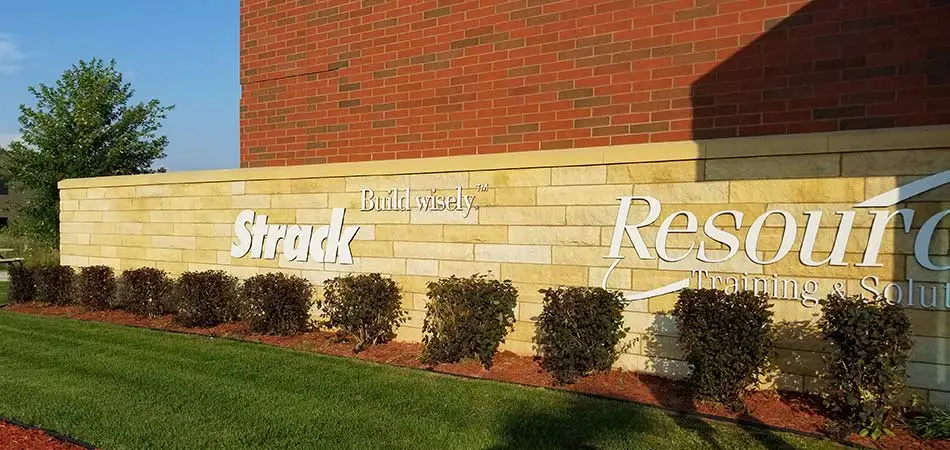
[[537, 184, 632, 206], [552, 166, 606, 185], [705, 154, 839, 181], [469, 168, 551, 188], [393, 242, 473, 260], [479, 206, 565, 225], [375, 224, 443, 242], [729, 178, 864, 203], [490, 187, 536, 206], [443, 225, 508, 243], [509, 226, 600, 246], [270, 193, 329, 209], [475, 244, 551, 264], [406, 259, 439, 276], [501, 263, 587, 285], [635, 181, 729, 204], [438, 260, 500, 278], [408, 172, 469, 190], [842, 149, 950, 177], [607, 161, 702, 184]]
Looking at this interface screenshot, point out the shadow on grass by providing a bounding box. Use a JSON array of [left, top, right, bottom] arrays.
[[486, 395, 649, 450]]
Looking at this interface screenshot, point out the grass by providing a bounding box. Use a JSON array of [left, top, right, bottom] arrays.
[[0, 312, 844, 450], [0, 281, 7, 306]]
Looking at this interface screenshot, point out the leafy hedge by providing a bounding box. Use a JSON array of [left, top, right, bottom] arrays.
[[7, 265, 35, 304], [420, 274, 518, 369], [116, 267, 174, 317], [242, 272, 314, 336], [33, 265, 75, 305], [672, 288, 774, 409], [75, 265, 116, 310], [818, 293, 912, 440], [535, 286, 627, 384], [320, 273, 406, 352], [173, 270, 241, 327]]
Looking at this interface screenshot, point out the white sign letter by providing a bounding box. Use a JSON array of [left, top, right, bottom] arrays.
[[656, 211, 697, 262], [915, 209, 950, 270], [230, 210, 255, 258], [746, 210, 796, 265]]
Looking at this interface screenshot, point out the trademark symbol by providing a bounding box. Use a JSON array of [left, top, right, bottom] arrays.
[[476, 183, 489, 192]]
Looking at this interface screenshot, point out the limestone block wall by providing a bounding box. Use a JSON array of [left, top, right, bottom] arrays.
[[60, 126, 950, 406]]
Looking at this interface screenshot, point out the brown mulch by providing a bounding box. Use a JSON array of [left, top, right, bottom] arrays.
[[6, 303, 950, 450], [0, 420, 90, 450]]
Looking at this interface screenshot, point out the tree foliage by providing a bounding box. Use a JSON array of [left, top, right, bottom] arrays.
[[0, 58, 172, 240]]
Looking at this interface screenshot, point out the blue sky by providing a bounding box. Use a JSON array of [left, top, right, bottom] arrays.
[[0, 1, 239, 171]]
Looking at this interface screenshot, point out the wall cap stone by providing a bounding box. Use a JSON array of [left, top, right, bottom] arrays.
[[59, 125, 950, 189]]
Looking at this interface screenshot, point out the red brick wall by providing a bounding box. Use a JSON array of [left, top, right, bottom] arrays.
[[239, 0, 950, 167]]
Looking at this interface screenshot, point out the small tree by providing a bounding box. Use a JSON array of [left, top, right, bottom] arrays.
[[0, 58, 172, 241]]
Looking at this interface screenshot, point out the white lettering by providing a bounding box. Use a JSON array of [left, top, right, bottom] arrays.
[[858, 209, 914, 267], [656, 211, 697, 262], [608, 196, 661, 260], [746, 210, 796, 265], [799, 211, 854, 267], [915, 209, 950, 270], [230, 210, 254, 258], [697, 211, 742, 263]]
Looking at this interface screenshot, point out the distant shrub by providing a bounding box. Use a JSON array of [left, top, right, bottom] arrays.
[[910, 409, 950, 441], [7, 265, 35, 304], [33, 265, 75, 305], [319, 273, 406, 352], [421, 274, 518, 369], [535, 286, 628, 384], [242, 272, 314, 336], [75, 265, 116, 310], [173, 270, 241, 327], [673, 288, 774, 409], [116, 267, 174, 317], [819, 293, 912, 440]]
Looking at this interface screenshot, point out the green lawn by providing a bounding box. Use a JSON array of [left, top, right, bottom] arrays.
[[0, 312, 843, 450], [0, 281, 7, 306]]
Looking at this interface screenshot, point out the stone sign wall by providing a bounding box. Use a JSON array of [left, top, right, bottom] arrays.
[[59, 126, 950, 406]]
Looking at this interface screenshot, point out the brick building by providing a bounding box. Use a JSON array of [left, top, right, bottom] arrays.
[[58, 0, 950, 405], [239, 0, 949, 167]]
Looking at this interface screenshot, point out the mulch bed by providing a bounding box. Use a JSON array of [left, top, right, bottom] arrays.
[[6, 303, 950, 450], [0, 420, 91, 450]]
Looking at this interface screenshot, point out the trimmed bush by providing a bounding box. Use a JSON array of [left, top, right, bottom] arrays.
[[116, 268, 174, 317], [420, 273, 518, 369], [910, 409, 950, 441], [33, 265, 75, 305], [7, 265, 35, 304], [818, 293, 912, 440], [75, 265, 116, 310], [173, 270, 241, 327], [672, 288, 774, 409], [320, 273, 405, 352], [536, 286, 628, 384], [242, 272, 314, 336]]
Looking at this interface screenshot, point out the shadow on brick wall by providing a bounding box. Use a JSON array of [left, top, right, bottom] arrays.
[[690, 0, 950, 140]]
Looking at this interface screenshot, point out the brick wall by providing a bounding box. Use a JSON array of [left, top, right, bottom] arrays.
[[239, 0, 950, 167]]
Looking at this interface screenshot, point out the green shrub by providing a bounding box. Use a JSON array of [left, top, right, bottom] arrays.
[[242, 272, 314, 336], [420, 273, 518, 369], [818, 293, 912, 440], [535, 286, 628, 384], [320, 273, 406, 352], [116, 267, 174, 317], [75, 265, 116, 310], [33, 265, 75, 305], [173, 270, 241, 327], [7, 265, 35, 304], [910, 409, 950, 440], [672, 288, 774, 409]]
